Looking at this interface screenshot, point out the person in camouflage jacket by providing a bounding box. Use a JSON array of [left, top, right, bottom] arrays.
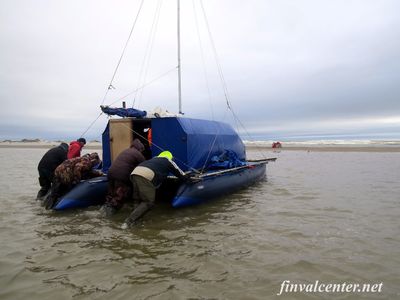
[[44, 153, 103, 209]]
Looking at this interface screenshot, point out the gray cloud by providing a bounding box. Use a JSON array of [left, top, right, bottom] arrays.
[[1, 0, 400, 141]]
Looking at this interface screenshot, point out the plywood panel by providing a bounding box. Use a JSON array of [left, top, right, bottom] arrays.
[[109, 119, 132, 162]]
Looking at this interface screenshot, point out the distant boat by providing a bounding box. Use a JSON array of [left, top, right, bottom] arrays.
[[53, 1, 275, 210]]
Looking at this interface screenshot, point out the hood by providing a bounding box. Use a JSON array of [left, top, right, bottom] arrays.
[[131, 139, 145, 153], [59, 142, 69, 152]]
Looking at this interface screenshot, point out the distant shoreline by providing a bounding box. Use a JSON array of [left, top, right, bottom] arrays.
[[1, 142, 399, 152], [0, 142, 102, 150], [246, 145, 400, 153]]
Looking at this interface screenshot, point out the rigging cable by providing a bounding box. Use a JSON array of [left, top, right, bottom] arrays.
[[199, 0, 231, 110], [81, 0, 145, 138], [133, 0, 163, 108], [196, 0, 234, 169], [109, 67, 177, 107], [199, 107, 230, 173], [80, 67, 176, 137], [100, 0, 145, 105], [232, 110, 268, 160], [192, 0, 214, 120], [199, 0, 266, 159], [80, 112, 105, 138]]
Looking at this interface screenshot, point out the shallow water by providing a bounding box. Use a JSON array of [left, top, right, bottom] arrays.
[[0, 148, 399, 299]]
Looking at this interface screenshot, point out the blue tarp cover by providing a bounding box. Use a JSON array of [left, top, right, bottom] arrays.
[[151, 117, 246, 171], [101, 123, 111, 172], [208, 150, 246, 169], [101, 106, 146, 118]]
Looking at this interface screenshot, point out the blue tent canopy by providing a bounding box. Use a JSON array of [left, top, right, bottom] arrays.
[[102, 117, 246, 172], [151, 117, 246, 171]]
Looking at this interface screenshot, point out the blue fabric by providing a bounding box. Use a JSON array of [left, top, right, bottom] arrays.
[[101, 106, 147, 118], [208, 150, 246, 169], [102, 117, 246, 172], [151, 117, 246, 171], [102, 123, 111, 172]]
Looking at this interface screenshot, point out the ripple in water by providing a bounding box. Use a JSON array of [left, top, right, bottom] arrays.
[[0, 148, 399, 299]]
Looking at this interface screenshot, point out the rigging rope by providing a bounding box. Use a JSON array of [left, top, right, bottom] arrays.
[[80, 112, 105, 138], [199, 0, 267, 160], [83, 1, 145, 139], [81, 67, 176, 138], [192, 0, 214, 120], [134, 0, 163, 109], [108, 67, 177, 107], [199, 107, 230, 173], [199, 0, 231, 110], [100, 0, 145, 105]]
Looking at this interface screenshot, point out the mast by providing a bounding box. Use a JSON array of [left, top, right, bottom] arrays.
[[177, 0, 183, 114]]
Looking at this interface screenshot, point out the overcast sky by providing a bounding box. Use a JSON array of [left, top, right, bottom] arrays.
[[1, 0, 399, 141]]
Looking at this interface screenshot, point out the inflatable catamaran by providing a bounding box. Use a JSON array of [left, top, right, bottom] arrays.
[[52, 1, 275, 210], [53, 110, 275, 210]]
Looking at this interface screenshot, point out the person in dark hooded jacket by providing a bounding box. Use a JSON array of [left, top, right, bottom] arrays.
[[37, 142, 69, 199], [101, 139, 146, 215]]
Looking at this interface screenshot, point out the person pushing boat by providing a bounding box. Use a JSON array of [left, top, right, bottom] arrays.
[[67, 137, 86, 159], [101, 139, 146, 216], [44, 153, 103, 209], [36, 142, 69, 200], [122, 151, 192, 229]]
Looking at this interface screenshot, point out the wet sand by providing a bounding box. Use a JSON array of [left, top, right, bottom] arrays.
[[246, 145, 400, 152], [0, 142, 102, 150]]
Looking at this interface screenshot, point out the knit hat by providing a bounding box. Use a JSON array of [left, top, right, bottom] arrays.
[[78, 138, 86, 145]]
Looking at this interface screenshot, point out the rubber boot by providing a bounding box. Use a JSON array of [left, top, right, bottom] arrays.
[[43, 181, 61, 210], [122, 202, 154, 229], [36, 188, 49, 200]]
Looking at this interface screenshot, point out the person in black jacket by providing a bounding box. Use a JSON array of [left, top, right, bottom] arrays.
[[101, 139, 146, 216], [37, 142, 69, 199], [122, 151, 190, 229]]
